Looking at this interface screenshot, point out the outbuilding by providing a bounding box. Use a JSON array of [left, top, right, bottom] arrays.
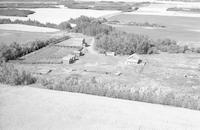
[[125, 54, 142, 65], [62, 54, 75, 64]]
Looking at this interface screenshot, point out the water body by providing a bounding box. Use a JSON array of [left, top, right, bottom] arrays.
[[0, 6, 120, 24]]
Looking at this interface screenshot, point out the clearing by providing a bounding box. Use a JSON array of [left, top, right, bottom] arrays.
[[0, 86, 200, 130]]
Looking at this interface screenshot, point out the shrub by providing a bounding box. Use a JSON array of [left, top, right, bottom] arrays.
[[38, 74, 200, 110], [0, 63, 36, 85], [58, 21, 72, 30], [95, 30, 156, 55]]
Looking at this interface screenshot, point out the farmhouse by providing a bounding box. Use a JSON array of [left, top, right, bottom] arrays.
[[125, 54, 142, 65]]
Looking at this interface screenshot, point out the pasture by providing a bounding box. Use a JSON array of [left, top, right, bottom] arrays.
[[0, 24, 59, 32], [108, 14, 200, 47], [20, 46, 76, 64], [0, 8, 35, 17]]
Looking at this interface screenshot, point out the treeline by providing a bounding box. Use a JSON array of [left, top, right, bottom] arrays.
[[167, 7, 200, 13], [107, 20, 166, 28], [70, 16, 199, 55], [64, 1, 134, 12], [0, 36, 70, 62], [126, 21, 166, 28], [0, 3, 58, 8], [0, 19, 72, 30], [0, 9, 35, 17]]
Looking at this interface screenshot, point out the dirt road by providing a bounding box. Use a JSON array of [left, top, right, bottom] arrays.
[[1, 86, 200, 130]]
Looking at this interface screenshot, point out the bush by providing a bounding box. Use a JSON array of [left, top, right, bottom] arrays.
[[58, 21, 72, 30], [155, 39, 190, 53], [38, 74, 200, 110], [0, 63, 36, 85]]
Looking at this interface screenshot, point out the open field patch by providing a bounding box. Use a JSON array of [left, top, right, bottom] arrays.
[[20, 46, 77, 64], [1, 86, 200, 130], [0, 8, 35, 17], [0, 24, 59, 32], [0, 29, 60, 45], [108, 14, 200, 46]]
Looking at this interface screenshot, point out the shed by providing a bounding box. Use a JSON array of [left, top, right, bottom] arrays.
[[125, 54, 142, 65], [73, 50, 82, 58], [105, 52, 116, 56]]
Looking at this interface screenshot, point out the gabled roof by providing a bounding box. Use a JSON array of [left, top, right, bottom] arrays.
[[127, 54, 140, 60]]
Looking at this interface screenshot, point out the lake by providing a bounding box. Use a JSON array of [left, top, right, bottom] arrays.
[[0, 7, 120, 24]]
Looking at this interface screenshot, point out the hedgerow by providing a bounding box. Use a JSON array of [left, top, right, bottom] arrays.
[[38, 75, 200, 110]]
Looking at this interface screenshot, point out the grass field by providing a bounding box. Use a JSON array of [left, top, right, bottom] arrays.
[[0, 24, 59, 32], [0, 29, 60, 45], [19, 37, 83, 64], [1, 86, 200, 130], [108, 14, 200, 47], [0, 9, 35, 17], [20, 46, 77, 64]]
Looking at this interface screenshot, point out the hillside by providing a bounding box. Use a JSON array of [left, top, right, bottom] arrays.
[[1, 85, 200, 130]]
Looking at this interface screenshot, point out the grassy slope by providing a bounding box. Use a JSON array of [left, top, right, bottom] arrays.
[[0, 29, 58, 45], [0, 86, 200, 130], [0, 9, 34, 17], [0, 24, 59, 32]]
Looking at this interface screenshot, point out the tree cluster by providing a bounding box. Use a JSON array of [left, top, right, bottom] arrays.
[[95, 31, 156, 55]]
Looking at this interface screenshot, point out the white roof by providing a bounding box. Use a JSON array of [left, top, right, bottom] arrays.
[[127, 54, 140, 60], [62, 54, 74, 60]]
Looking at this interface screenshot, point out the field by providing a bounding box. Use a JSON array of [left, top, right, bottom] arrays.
[[20, 46, 77, 64], [0, 24, 59, 32], [0, 1, 200, 129], [1, 86, 200, 130], [18, 37, 83, 64], [0, 29, 60, 45], [0, 9, 35, 17], [108, 14, 200, 47]]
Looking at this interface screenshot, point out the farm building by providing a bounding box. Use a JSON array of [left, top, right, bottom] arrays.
[[62, 54, 75, 64], [73, 50, 82, 59], [125, 54, 142, 65], [105, 52, 116, 56]]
